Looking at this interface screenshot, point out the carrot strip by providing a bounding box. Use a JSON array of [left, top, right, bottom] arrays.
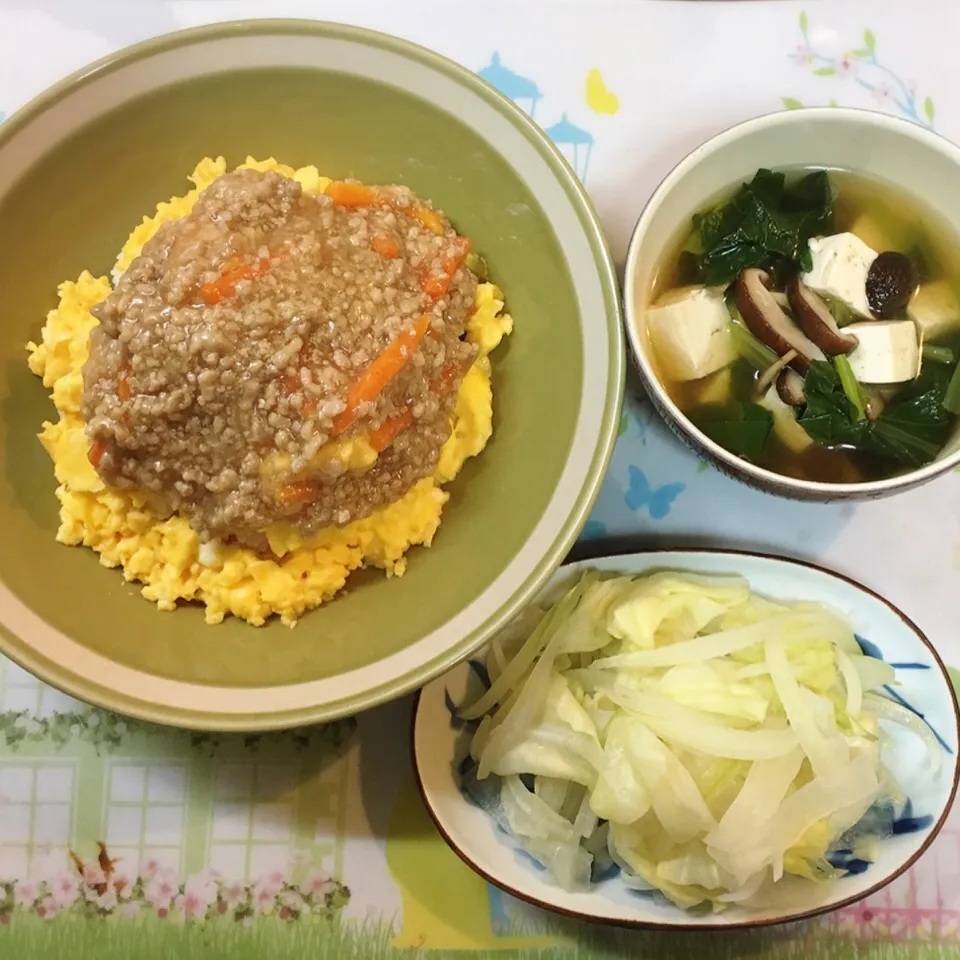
[[327, 181, 379, 207], [431, 361, 466, 395], [412, 206, 445, 236], [371, 235, 400, 259], [369, 409, 416, 452], [200, 257, 271, 305], [117, 375, 132, 401], [275, 480, 317, 506], [420, 237, 472, 300], [332, 313, 432, 436], [88, 439, 106, 468]]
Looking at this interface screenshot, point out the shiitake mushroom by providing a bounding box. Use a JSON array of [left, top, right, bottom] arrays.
[[866, 252, 918, 318]]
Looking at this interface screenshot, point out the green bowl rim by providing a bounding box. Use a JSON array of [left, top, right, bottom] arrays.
[[0, 18, 625, 731]]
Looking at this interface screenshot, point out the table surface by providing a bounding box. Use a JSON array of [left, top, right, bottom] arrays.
[[1, 1, 959, 957]]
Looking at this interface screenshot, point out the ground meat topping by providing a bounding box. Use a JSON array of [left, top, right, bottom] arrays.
[[81, 169, 479, 547]]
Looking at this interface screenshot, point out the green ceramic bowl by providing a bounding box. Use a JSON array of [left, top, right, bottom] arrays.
[[0, 20, 623, 730]]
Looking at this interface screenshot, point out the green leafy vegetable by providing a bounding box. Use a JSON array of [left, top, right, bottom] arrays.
[[727, 303, 778, 372], [944, 361, 960, 416], [923, 343, 956, 365], [692, 169, 834, 286], [821, 294, 856, 328], [797, 362, 868, 448], [832, 356, 867, 422], [863, 369, 953, 465], [691, 402, 774, 462], [799, 361, 954, 466]]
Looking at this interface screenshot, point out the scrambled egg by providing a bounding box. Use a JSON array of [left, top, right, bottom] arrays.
[[26, 157, 513, 626]]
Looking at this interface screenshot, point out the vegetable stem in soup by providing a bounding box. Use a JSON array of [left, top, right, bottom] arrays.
[[647, 169, 960, 483]]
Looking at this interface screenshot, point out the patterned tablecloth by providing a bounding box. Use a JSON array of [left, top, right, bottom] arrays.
[[2, 1, 960, 957]]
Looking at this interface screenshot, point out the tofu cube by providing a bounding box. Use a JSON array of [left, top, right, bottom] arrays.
[[646, 285, 736, 381], [845, 320, 921, 383], [801, 232, 879, 319], [758, 385, 813, 454], [907, 280, 960, 341]]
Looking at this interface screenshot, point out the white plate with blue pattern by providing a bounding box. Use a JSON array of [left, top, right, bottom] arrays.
[[412, 549, 960, 929]]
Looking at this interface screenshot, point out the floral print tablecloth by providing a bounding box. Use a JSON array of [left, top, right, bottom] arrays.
[[1, 1, 960, 958]]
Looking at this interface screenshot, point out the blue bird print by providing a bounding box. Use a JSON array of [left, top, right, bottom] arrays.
[[624, 466, 685, 519]]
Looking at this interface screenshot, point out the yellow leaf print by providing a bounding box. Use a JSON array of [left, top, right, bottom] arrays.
[[586, 67, 620, 115]]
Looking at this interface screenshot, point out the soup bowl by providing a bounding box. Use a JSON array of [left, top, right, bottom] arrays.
[[624, 108, 960, 501]]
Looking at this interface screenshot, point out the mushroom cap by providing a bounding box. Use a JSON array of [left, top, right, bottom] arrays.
[[734, 269, 826, 374], [776, 367, 806, 407], [786, 277, 859, 356], [866, 252, 918, 319]]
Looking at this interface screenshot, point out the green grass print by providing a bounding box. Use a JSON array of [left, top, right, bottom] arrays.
[[2, 915, 960, 960]]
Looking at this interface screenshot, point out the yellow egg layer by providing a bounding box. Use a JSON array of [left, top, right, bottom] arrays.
[[26, 157, 513, 626]]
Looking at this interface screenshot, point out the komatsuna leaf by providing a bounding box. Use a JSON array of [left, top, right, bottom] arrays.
[[798, 361, 954, 467], [691, 402, 774, 462], [865, 367, 954, 466], [695, 169, 835, 287], [797, 361, 868, 448]]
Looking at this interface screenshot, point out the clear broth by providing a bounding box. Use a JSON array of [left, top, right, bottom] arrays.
[[649, 169, 960, 483]]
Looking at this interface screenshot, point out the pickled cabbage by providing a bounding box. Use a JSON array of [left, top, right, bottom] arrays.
[[462, 570, 941, 911]]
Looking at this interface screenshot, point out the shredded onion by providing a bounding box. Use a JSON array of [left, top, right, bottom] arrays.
[[463, 570, 944, 911]]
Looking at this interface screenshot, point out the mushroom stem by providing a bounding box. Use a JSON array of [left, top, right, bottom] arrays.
[[786, 277, 859, 356], [756, 349, 799, 397], [735, 269, 826, 374]]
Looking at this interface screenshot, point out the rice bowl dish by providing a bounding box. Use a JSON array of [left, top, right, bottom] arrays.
[[27, 157, 513, 626]]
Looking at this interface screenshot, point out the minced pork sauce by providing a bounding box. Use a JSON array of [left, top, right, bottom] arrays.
[[81, 169, 479, 549]]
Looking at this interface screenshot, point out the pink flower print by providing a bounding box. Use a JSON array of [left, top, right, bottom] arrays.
[[49, 873, 80, 909], [280, 890, 305, 914], [14, 881, 40, 908], [839, 52, 857, 77], [141, 857, 162, 880], [872, 82, 893, 103], [184, 871, 218, 904], [915, 917, 936, 940], [38, 897, 58, 921], [111, 863, 136, 900], [146, 872, 179, 912], [94, 888, 118, 913], [299, 868, 333, 900], [119, 901, 141, 918], [851, 907, 883, 940], [82, 864, 106, 889], [791, 44, 814, 66], [252, 877, 280, 915], [222, 881, 247, 910], [175, 888, 210, 921]]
